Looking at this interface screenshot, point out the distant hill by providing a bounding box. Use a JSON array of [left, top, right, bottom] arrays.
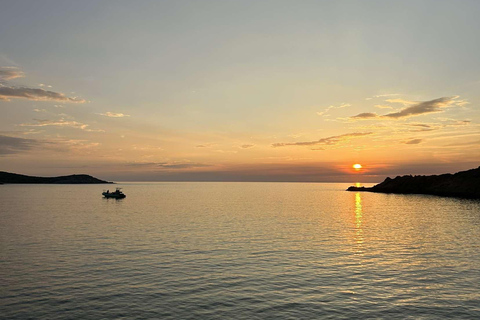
[[347, 166, 480, 199], [0, 171, 112, 184]]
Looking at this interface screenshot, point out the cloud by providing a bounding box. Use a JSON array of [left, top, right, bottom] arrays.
[[384, 97, 457, 118], [0, 67, 24, 80], [385, 98, 416, 105], [20, 119, 89, 130], [126, 161, 211, 169], [0, 134, 40, 155], [444, 139, 480, 147], [402, 138, 423, 145], [317, 103, 351, 116], [0, 66, 85, 103], [405, 123, 438, 132], [240, 144, 255, 149], [272, 132, 373, 147], [404, 120, 471, 132], [351, 112, 378, 119], [157, 162, 211, 169], [408, 123, 431, 128], [451, 120, 471, 126], [196, 143, 217, 148], [366, 93, 401, 100], [351, 97, 462, 120], [0, 86, 86, 103], [98, 112, 130, 118], [374, 104, 394, 109]]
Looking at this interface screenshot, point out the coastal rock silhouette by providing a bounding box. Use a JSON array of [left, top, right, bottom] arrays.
[[0, 171, 112, 184], [347, 166, 480, 199]]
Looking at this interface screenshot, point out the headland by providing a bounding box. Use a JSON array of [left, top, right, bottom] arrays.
[[347, 166, 480, 199], [0, 171, 112, 184]]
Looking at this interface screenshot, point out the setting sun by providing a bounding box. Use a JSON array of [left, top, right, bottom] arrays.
[[353, 164, 362, 170]]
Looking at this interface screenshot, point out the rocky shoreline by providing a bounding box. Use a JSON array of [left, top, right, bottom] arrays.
[[347, 166, 480, 199]]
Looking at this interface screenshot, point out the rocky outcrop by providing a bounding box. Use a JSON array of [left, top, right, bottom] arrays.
[[347, 166, 480, 199], [0, 171, 112, 184]]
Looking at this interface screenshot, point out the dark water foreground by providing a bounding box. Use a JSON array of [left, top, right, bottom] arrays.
[[1, 183, 479, 319]]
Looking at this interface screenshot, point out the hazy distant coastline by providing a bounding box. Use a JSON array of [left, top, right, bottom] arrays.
[[0, 171, 112, 184], [347, 166, 480, 199]]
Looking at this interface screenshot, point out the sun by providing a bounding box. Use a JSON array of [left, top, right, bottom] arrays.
[[353, 164, 362, 171]]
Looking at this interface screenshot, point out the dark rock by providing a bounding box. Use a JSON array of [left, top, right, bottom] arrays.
[[347, 166, 480, 199], [0, 171, 112, 184]]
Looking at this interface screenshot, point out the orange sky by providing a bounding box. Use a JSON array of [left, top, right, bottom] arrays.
[[1, 1, 479, 182]]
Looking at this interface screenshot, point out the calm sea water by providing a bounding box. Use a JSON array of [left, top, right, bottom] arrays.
[[1, 182, 480, 319]]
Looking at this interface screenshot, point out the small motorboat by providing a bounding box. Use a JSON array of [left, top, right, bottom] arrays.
[[102, 187, 126, 199]]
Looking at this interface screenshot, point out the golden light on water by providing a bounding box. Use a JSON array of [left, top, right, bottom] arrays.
[[354, 192, 364, 248]]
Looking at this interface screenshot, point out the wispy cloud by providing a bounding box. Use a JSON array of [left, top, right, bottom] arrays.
[[0, 66, 85, 103], [0, 134, 40, 155], [98, 112, 130, 118], [384, 98, 416, 105], [0, 67, 24, 80], [351, 112, 378, 120], [126, 161, 211, 169], [402, 138, 423, 145], [317, 103, 351, 116], [374, 104, 394, 109], [0, 87, 86, 103], [196, 143, 218, 148], [240, 144, 255, 149], [157, 162, 211, 169], [20, 119, 90, 130], [351, 97, 465, 120], [272, 132, 373, 147], [366, 93, 401, 100], [402, 120, 472, 133], [405, 123, 439, 132]]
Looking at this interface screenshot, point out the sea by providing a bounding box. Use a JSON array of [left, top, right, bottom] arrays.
[[1, 182, 480, 319]]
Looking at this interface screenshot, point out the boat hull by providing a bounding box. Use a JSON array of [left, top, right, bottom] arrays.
[[102, 192, 126, 199]]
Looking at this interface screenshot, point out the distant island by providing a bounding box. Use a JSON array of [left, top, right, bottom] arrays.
[[0, 171, 112, 184], [347, 166, 480, 199]]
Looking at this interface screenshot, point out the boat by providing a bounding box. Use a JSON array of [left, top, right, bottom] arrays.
[[102, 187, 126, 199]]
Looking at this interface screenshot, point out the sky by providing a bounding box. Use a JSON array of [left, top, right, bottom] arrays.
[[1, 0, 479, 182]]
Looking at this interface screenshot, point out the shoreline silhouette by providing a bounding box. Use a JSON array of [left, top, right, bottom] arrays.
[[0, 171, 112, 184], [347, 166, 480, 199]]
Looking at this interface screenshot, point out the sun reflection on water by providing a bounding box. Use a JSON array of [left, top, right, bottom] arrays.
[[354, 192, 364, 248]]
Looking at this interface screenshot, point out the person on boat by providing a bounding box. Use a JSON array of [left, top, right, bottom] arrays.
[[106, 189, 109, 193]]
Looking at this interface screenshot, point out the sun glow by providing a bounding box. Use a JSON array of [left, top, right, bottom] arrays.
[[353, 164, 362, 170]]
